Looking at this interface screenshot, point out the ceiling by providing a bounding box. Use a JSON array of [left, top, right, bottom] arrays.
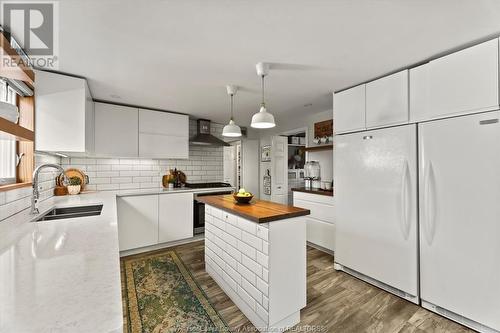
[[12, 0, 500, 125]]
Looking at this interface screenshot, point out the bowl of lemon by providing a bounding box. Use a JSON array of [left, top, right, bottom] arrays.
[[233, 188, 254, 204]]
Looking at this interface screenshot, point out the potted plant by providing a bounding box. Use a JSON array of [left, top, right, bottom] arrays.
[[67, 176, 82, 195], [168, 178, 175, 189]]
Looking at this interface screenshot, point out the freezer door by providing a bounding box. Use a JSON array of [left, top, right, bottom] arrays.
[[419, 111, 500, 331], [334, 125, 418, 297]]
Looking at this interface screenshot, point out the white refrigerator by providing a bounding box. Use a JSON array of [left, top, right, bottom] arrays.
[[419, 111, 500, 332], [334, 124, 419, 303]]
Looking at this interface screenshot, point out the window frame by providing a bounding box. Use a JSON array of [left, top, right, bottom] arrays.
[[0, 81, 18, 186]]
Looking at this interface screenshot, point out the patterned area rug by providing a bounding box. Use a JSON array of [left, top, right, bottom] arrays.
[[121, 250, 230, 333]]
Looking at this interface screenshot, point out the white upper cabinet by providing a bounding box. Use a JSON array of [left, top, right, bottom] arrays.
[[333, 85, 366, 134], [138, 109, 189, 159], [139, 109, 188, 137], [35, 70, 94, 153], [411, 38, 499, 122], [94, 102, 139, 157], [366, 70, 409, 128]]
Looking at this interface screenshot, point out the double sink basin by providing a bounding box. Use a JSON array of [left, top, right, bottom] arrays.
[[33, 205, 103, 222]]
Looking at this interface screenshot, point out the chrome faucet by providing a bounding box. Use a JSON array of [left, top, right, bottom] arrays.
[[31, 163, 67, 215]]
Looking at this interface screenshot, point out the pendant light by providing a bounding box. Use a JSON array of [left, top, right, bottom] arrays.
[[222, 85, 242, 137], [251, 62, 276, 129]]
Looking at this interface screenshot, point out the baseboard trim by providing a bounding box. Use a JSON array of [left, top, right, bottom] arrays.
[[120, 234, 204, 257], [307, 241, 334, 256]]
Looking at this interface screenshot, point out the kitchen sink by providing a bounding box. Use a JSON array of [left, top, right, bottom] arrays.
[[33, 205, 103, 222]]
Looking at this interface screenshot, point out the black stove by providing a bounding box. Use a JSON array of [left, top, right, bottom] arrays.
[[184, 182, 232, 189], [187, 182, 233, 235]]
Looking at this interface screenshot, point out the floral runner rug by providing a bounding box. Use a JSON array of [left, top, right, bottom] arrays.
[[121, 250, 230, 333]]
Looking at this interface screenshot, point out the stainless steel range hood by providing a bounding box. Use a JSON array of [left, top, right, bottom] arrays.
[[190, 119, 230, 146]]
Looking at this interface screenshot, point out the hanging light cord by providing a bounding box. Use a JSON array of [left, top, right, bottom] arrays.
[[261, 75, 266, 107], [230, 93, 234, 121]]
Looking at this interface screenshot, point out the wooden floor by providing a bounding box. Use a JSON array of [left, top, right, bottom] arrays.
[[125, 240, 473, 333]]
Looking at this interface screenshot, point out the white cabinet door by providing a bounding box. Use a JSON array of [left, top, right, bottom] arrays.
[[139, 109, 188, 137], [366, 70, 408, 128], [335, 125, 418, 297], [411, 38, 499, 122], [294, 198, 334, 224], [223, 146, 236, 186], [419, 111, 500, 331], [138, 133, 188, 159], [333, 85, 366, 134], [94, 102, 139, 157], [117, 195, 159, 251], [35, 70, 93, 153], [271, 136, 288, 204], [158, 193, 193, 243], [138, 109, 189, 158], [241, 140, 259, 197], [305, 218, 335, 252]]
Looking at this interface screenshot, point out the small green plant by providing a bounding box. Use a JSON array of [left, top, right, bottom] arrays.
[[68, 176, 82, 186], [168, 178, 175, 184]]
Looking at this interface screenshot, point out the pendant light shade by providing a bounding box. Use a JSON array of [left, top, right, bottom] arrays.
[[222, 85, 242, 137], [222, 119, 242, 137], [251, 62, 276, 129], [251, 104, 275, 129]]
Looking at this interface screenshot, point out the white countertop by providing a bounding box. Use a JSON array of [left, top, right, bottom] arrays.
[[0, 192, 123, 333], [115, 186, 234, 197]]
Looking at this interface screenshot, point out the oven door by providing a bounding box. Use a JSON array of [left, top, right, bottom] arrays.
[[193, 199, 205, 235], [193, 190, 233, 235]]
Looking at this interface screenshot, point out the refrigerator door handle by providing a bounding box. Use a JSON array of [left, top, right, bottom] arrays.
[[400, 160, 411, 240], [423, 161, 437, 245]]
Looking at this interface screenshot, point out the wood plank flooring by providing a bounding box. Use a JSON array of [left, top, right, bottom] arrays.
[[122, 240, 473, 333]]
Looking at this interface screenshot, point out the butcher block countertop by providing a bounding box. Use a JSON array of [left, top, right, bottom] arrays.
[[198, 195, 310, 223]]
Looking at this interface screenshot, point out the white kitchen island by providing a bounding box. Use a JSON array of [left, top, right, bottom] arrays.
[[199, 195, 310, 332]]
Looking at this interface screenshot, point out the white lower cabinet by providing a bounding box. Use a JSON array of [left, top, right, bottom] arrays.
[[117, 193, 194, 252], [305, 218, 335, 252], [117, 194, 159, 251], [159, 193, 193, 243], [293, 191, 335, 252]]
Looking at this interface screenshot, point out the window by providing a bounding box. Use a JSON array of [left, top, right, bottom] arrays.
[[0, 80, 18, 186]]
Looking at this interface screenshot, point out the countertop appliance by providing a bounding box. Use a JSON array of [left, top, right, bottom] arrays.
[[304, 161, 321, 189], [188, 182, 233, 234], [334, 125, 419, 304]]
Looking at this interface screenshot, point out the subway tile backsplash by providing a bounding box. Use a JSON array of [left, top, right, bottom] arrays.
[[61, 120, 226, 190], [0, 154, 61, 222], [61, 144, 223, 191], [0, 120, 226, 222]]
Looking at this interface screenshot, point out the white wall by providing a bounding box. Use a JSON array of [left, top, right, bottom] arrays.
[[248, 109, 333, 146], [252, 109, 334, 198]]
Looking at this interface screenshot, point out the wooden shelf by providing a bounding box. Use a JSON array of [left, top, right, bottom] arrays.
[[0, 117, 35, 141], [0, 33, 35, 86], [304, 144, 333, 152], [0, 182, 31, 192]]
